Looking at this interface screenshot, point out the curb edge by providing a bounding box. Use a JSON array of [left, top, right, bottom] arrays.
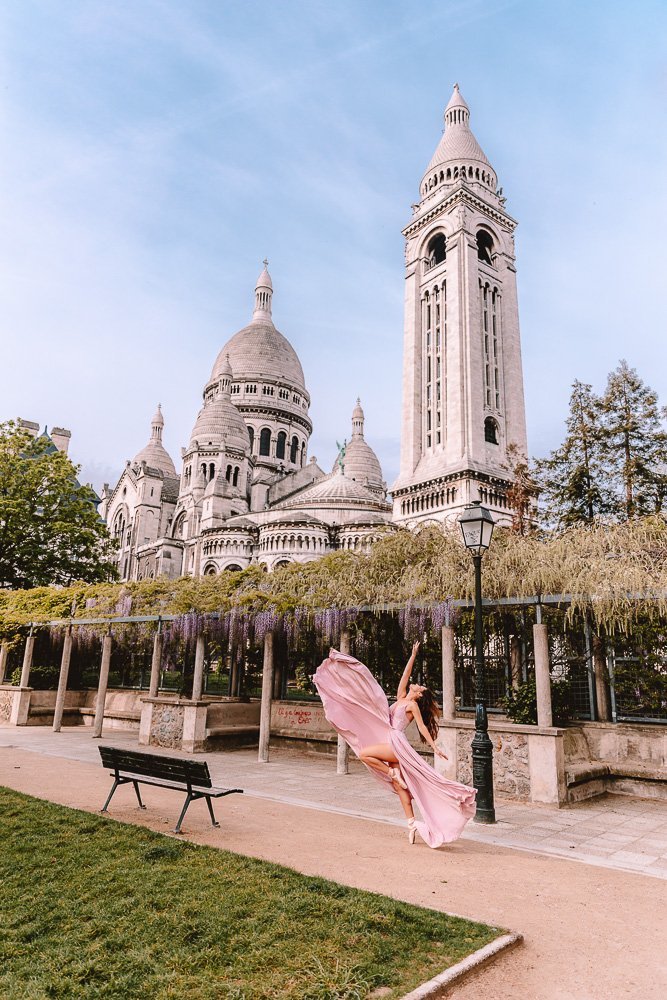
[[396, 930, 523, 999]]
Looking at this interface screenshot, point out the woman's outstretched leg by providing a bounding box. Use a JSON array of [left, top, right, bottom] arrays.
[[359, 743, 414, 822]]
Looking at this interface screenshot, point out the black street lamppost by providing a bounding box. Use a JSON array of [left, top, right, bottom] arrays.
[[458, 500, 496, 824]]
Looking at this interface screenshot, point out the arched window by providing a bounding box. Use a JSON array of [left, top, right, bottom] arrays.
[[203, 563, 217, 576], [209, 463, 215, 480], [233, 466, 239, 487], [276, 431, 286, 460], [484, 417, 499, 444], [201, 463, 207, 479], [477, 229, 494, 265], [259, 428, 271, 456], [290, 436, 298, 463], [226, 464, 232, 481], [301, 442, 306, 467], [426, 233, 446, 269], [248, 426, 254, 452]]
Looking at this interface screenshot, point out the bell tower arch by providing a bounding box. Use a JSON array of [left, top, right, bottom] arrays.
[[391, 84, 528, 526]]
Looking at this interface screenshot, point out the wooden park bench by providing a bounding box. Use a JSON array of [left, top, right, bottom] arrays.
[[99, 745, 243, 834]]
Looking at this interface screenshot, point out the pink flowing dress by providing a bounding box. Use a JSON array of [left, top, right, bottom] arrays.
[[314, 648, 476, 848]]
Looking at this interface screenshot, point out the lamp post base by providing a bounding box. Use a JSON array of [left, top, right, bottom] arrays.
[[471, 724, 496, 825]]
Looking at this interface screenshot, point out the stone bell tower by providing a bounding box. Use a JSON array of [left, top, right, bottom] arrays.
[[391, 84, 528, 527]]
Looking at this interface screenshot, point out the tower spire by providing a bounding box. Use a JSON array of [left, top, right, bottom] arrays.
[[253, 261, 273, 318]]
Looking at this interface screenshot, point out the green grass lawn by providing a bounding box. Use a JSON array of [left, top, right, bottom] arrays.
[[0, 786, 499, 999]]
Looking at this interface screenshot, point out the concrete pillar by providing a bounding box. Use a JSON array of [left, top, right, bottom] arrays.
[[20, 632, 35, 688], [441, 625, 456, 720], [0, 641, 8, 684], [148, 628, 163, 699], [52, 631, 72, 732], [258, 630, 274, 763], [337, 630, 350, 774], [533, 623, 552, 729], [191, 634, 206, 702], [592, 635, 612, 722], [92, 634, 113, 739]]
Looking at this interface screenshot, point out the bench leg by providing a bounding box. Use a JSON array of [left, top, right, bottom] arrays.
[[100, 778, 120, 814], [205, 795, 220, 829], [133, 781, 146, 810], [172, 792, 193, 835]]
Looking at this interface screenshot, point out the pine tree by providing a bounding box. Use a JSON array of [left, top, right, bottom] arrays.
[[600, 360, 667, 519], [535, 380, 609, 528]]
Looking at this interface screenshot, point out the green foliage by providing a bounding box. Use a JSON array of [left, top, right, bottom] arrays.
[[0, 420, 118, 589], [503, 677, 573, 725], [536, 379, 610, 529], [600, 360, 667, 519], [536, 364, 667, 528], [0, 787, 498, 999]]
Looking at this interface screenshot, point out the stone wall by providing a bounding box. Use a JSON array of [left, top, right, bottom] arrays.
[[0, 689, 14, 725], [149, 703, 185, 748], [456, 727, 530, 800]]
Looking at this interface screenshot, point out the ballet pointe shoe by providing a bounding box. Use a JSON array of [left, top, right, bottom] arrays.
[[389, 766, 408, 790], [407, 818, 418, 845]]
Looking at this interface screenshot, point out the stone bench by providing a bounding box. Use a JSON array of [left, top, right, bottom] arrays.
[[565, 759, 667, 802]]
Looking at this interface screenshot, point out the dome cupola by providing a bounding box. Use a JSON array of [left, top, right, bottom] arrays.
[[189, 356, 249, 453], [332, 398, 384, 495], [420, 84, 497, 199], [132, 405, 177, 475]]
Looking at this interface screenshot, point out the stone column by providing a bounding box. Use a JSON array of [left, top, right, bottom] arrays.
[[337, 630, 350, 774], [0, 641, 9, 684], [258, 630, 274, 763], [441, 625, 456, 719], [592, 635, 612, 722], [20, 631, 35, 688], [191, 634, 206, 702], [533, 623, 552, 729], [52, 631, 72, 732], [92, 634, 113, 738], [148, 626, 163, 699]]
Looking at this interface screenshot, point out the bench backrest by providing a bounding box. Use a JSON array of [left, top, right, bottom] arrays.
[[99, 746, 212, 789]]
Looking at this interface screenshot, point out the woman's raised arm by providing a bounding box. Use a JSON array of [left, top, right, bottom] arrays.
[[397, 641, 420, 700]]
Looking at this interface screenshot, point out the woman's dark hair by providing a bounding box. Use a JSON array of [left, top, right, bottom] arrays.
[[417, 688, 440, 742]]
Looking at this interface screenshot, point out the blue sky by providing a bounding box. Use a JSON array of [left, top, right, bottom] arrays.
[[1, 1, 666, 492]]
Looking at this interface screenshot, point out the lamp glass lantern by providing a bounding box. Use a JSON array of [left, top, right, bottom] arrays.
[[458, 501, 495, 555]]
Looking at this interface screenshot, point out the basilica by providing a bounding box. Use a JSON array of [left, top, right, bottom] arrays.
[[100, 85, 528, 580]]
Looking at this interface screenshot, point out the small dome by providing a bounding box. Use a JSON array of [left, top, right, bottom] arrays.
[[255, 261, 273, 292], [189, 357, 249, 452], [332, 399, 384, 492], [133, 405, 176, 475], [189, 396, 249, 452]]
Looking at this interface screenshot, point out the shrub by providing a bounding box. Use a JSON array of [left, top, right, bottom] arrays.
[[503, 676, 573, 725]]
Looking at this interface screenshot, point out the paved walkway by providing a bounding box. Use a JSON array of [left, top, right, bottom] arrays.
[[2, 725, 667, 879]]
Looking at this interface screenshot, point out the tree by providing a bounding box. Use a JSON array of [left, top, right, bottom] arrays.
[[0, 420, 118, 589], [600, 361, 667, 519], [504, 443, 537, 535], [535, 380, 610, 529]]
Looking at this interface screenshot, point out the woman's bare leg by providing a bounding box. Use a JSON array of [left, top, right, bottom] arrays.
[[359, 743, 415, 822]]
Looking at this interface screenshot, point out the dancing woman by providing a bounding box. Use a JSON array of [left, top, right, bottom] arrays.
[[314, 641, 476, 848]]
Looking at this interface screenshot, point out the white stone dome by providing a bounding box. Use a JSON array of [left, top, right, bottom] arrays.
[[210, 264, 305, 391], [189, 357, 249, 452], [133, 405, 176, 475], [332, 399, 384, 493]]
